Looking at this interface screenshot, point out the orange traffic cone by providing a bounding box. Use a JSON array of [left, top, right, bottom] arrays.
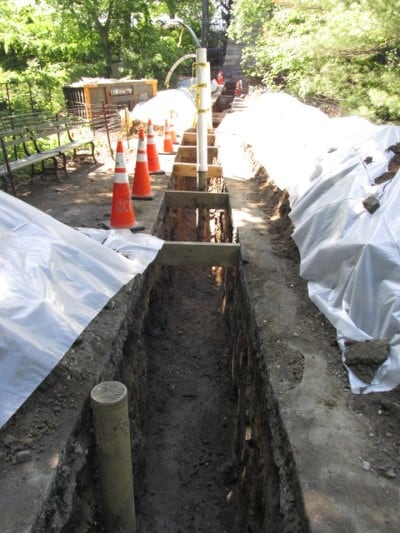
[[109, 140, 143, 230], [161, 119, 176, 154], [146, 118, 165, 175], [131, 128, 154, 200], [169, 110, 178, 144], [234, 79, 243, 97]]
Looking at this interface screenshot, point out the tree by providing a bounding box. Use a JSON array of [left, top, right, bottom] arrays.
[[0, 1, 70, 113], [0, 0, 214, 81], [0, 0, 230, 113], [228, 0, 400, 121], [44, 0, 151, 77]]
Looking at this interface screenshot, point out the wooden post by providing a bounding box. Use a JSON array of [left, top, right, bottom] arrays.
[[91, 381, 136, 533]]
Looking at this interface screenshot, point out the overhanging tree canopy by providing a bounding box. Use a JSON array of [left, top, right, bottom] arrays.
[[229, 0, 400, 121], [0, 0, 226, 112]]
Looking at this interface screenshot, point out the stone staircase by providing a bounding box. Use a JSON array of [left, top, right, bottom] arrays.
[[222, 41, 244, 84], [213, 40, 246, 117]]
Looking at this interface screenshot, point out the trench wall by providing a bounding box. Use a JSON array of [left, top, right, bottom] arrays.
[[31, 198, 172, 531], [31, 177, 308, 532], [224, 265, 310, 532], [32, 267, 162, 531]]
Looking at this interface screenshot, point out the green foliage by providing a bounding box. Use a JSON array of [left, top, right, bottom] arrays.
[[229, 0, 275, 43], [3, 0, 399, 123], [0, 0, 216, 114], [229, 0, 400, 122]]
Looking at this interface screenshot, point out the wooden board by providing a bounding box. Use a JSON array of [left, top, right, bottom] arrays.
[[172, 162, 222, 179], [164, 191, 229, 209], [155, 241, 240, 267], [181, 131, 216, 146], [176, 145, 218, 164]]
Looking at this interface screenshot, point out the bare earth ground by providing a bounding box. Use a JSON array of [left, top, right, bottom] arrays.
[[1, 131, 400, 530]]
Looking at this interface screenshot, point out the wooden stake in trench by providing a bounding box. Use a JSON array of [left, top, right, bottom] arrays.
[[91, 381, 136, 533]]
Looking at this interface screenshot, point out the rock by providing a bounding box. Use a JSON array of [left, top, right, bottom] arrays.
[[361, 460, 371, 471], [14, 450, 32, 464], [384, 468, 396, 479]]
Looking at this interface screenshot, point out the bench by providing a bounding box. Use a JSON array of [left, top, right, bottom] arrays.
[[0, 111, 55, 131], [0, 116, 96, 195]]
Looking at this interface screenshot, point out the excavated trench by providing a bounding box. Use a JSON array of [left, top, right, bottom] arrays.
[[131, 192, 308, 532], [4, 103, 400, 533], [21, 126, 308, 532]]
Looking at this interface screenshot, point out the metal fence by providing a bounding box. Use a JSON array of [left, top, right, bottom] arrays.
[[64, 102, 134, 157], [0, 81, 58, 116]]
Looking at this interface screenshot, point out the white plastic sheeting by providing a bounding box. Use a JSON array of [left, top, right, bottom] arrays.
[[216, 92, 400, 393], [0, 192, 163, 428], [130, 88, 197, 136]]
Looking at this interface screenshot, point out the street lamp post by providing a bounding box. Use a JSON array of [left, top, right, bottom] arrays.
[[163, 18, 210, 191]]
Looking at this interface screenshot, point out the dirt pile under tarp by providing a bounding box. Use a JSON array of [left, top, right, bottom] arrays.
[[216, 92, 400, 395]]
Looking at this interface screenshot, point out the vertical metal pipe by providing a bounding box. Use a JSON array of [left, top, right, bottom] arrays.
[[201, 0, 209, 48], [91, 381, 136, 533], [102, 102, 113, 158], [5, 83, 12, 114], [196, 46, 209, 191]]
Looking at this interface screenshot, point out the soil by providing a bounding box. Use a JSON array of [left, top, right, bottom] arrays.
[[1, 126, 400, 531]]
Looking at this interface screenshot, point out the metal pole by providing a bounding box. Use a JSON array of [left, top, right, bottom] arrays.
[[5, 83, 12, 115], [102, 102, 113, 158], [196, 46, 209, 191], [91, 381, 136, 533], [201, 0, 209, 48], [164, 53, 196, 88], [163, 18, 211, 190], [178, 20, 200, 48]]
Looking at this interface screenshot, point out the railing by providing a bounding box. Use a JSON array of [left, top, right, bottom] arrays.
[[1, 101, 146, 160], [64, 102, 134, 157]]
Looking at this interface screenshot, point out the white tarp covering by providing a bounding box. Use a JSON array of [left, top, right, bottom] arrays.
[[216, 92, 400, 394], [130, 88, 197, 135], [0, 192, 163, 428]]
